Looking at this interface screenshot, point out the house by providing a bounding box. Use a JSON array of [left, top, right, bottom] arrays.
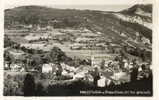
[[70, 43, 84, 50], [20, 67, 25, 72], [10, 63, 22, 71], [75, 37, 95, 43], [73, 72, 86, 80], [120, 32, 127, 37], [46, 25, 54, 30], [110, 71, 130, 85], [141, 37, 151, 45], [60, 63, 76, 72], [96, 31, 102, 35], [42, 63, 56, 73], [81, 32, 99, 38], [91, 54, 118, 67], [84, 73, 94, 82], [62, 69, 75, 77], [82, 28, 92, 33], [4, 62, 9, 70], [97, 75, 106, 87]]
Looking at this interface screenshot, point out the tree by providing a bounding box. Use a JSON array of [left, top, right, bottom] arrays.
[[4, 35, 16, 48], [63, 18, 69, 26], [41, 53, 50, 63], [91, 67, 100, 87], [4, 51, 14, 70], [130, 61, 139, 82], [56, 63, 63, 77], [141, 49, 146, 62], [30, 55, 43, 71], [23, 74, 35, 96], [49, 47, 66, 76], [20, 56, 28, 72], [100, 59, 105, 69], [49, 47, 66, 63], [35, 83, 45, 96]]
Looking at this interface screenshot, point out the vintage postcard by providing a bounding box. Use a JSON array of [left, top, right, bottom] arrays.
[[1, 0, 159, 99]]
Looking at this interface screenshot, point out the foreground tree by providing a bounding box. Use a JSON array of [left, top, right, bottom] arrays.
[[23, 74, 35, 96], [30, 55, 43, 72], [49, 47, 66, 76]]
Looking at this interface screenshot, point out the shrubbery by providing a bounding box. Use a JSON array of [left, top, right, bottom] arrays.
[[4, 73, 25, 96]]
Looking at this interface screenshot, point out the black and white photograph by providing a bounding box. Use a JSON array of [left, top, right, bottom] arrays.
[[3, 0, 154, 97]]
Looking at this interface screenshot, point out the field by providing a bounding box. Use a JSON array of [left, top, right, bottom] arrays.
[[6, 28, 114, 60]]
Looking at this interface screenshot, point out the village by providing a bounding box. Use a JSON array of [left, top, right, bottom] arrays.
[[4, 23, 152, 96]]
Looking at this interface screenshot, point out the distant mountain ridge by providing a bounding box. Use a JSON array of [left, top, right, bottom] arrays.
[[121, 4, 152, 14]]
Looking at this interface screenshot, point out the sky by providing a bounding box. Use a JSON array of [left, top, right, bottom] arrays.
[[4, 0, 153, 11]]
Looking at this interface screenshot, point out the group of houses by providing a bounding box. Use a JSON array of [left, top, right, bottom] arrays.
[[4, 50, 152, 88]]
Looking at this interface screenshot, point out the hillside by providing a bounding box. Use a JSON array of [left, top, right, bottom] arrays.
[[4, 4, 152, 52], [121, 4, 152, 15]]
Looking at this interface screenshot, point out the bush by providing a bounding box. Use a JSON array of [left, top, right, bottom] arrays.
[[4, 74, 24, 96]]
